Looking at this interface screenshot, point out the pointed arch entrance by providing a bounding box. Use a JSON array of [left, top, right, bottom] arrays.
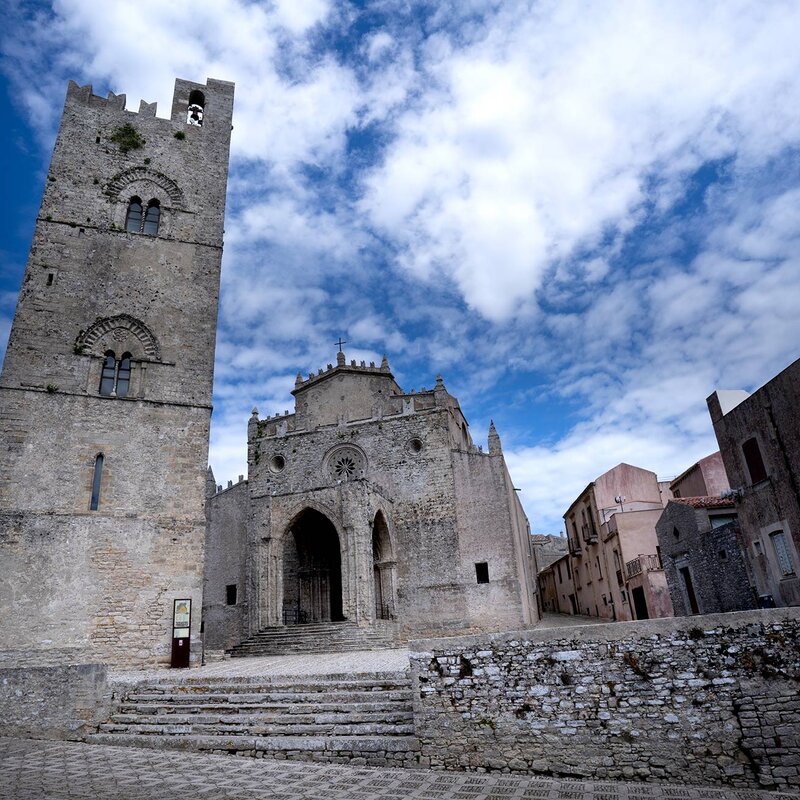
[[282, 508, 343, 624], [372, 511, 395, 620]]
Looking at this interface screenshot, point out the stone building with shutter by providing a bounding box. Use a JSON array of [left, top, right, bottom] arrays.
[[656, 496, 756, 616], [203, 350, 538, 652], [707, 357, 800, 608]]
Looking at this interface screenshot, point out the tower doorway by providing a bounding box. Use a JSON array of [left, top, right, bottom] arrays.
[[282, 509, 343, 624]]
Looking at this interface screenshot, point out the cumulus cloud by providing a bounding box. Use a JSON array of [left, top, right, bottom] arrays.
[[2, 0, 799, 533], [361, 0, 800, 319]]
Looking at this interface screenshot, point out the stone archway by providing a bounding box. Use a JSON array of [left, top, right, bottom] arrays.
[[282, 508, 344, 624], [372, 511, 395, 620]]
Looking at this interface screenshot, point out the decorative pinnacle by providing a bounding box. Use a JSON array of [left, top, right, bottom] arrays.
[[436, 374, 444, 387], [295, 372, 303, 386], [337, 350, 346, 366], [381, 354, 389, 369], [488, 419, 502, 454], [251, 407, 259, 416]]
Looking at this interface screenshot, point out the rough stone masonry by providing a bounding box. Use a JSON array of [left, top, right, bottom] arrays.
[[410, 607, 800, 790]]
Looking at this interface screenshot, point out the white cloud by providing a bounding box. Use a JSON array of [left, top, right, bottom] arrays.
[[361, 0, 800, 320], [2, 0, 799, 537]]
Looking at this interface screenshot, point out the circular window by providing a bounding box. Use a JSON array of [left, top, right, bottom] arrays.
[[269, 454, 286, 473], [407, 438, 423, 454], [326, 445, 366, 482]]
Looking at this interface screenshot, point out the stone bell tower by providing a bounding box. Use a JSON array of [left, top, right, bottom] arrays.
[[0, 77, 234, 666]]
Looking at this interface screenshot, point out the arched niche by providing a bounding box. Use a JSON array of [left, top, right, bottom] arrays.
[[372, 510, 396, 620]]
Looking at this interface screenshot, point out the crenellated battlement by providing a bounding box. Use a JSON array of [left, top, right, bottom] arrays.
[[292, 351, 393, 392], [64, 77, 234, 126], [246, 351, 472, 442]]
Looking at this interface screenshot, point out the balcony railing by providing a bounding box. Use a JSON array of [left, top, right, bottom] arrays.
[[625, 553, 662, 580]]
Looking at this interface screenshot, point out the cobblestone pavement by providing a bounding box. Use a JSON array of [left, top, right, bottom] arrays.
[[1, 737, 797, 800], [536, 613, 614, 629]]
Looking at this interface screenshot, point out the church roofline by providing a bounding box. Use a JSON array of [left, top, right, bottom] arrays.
[[291, 351, 400, 396]]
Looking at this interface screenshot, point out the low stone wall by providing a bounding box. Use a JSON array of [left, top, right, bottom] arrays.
[[0, 663, 111, 739], [409, 608, 800, 789]]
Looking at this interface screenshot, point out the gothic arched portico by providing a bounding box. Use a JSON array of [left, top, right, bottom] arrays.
[[282, 508, 344, 624], [372, 510, 396, 620]]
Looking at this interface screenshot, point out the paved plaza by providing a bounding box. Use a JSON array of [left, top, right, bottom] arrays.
[[1, 737, 798, 800], [110, 646, 412, 683], [5, 615, 795, 799], [109, 614, 607, 684]]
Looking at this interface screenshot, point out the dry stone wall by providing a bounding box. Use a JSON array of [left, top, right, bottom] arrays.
[[0, 664, 110, 739], [410, 608, 800, 789]]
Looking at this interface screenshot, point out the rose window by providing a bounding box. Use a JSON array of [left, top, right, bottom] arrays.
[[326, 446, 366, 482], [333, 454, 357, 478]]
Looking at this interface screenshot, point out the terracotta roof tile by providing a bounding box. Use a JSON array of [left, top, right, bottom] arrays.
[[672, 496, 736, 509]]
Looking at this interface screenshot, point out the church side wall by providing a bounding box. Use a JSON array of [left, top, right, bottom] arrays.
[[451, 450, 534, 631], [203, 481, 248, 651]]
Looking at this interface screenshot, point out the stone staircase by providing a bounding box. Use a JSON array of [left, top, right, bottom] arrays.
[[227, 620, 399, 657], [87, 670, 420, 766]]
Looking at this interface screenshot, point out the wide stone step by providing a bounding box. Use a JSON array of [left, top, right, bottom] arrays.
[[227, 622, 398, 657], [86, 732, 421, 756], [124, 687, 409, 702], [98, 721, 415, 736], [109, 710, 414, 726], [118, 699, 410, 714], [121, 674, 408, 690]]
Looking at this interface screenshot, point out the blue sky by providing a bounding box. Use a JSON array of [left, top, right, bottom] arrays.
[[2, 0, 799, 532]]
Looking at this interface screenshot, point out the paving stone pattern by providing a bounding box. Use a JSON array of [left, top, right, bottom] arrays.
[[1, 737, 798, 800]]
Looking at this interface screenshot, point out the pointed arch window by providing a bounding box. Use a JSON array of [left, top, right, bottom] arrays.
[[143, 200, 160, 235], [99, 351, 132, 398], [125, 196, 143, 232], [125, 196, 161, 236]]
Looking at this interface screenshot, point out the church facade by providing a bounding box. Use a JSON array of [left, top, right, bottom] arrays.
[[203, 351, 538, 652]]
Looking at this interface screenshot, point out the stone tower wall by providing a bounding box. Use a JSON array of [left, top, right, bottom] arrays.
[[0, 78, 234, 666]]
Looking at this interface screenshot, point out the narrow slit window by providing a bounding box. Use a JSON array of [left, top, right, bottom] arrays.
[[475, 562, 489, 584], [143, 200, 160, 236], [90, 454, 104, 511], [125, 197, 143, 232], [770, 530, 795, 576], [742, 437, 767, 484], [226, 584, 237, 605]]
